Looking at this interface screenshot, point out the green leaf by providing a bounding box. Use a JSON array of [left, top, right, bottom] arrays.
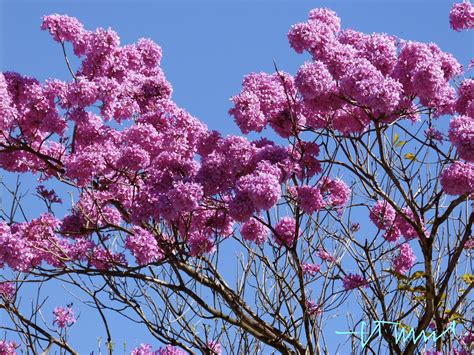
[[395, 140, 406, 147]]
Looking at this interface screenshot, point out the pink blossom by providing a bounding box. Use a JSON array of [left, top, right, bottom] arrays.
[[450, 1, 474, 31], [319, 177, 351, 207], [229, 72, 296, 136], [302, 263, 321, 277], [157, 345, 186, 355], [343, 273, 369, 290], [464, 237, 474, 249], [425, 128, 443, 143], [36, 185, 62, 204], [125, 227, 164, 266], [340, 58, 402, 113], [369, 200, 396, 230], [0, 340, 17, 355], [456, 79, 474, 117], [240, 218, 268, 245], [131, 344, 155, 355], [273, 217, 298, 247], [289, 141, 322, 180], [188, 232, 216, 256], [207, 340, 222, 355], [392, 243, 416, 275], [317, 249, 336, 263], [305, 299, 323, 317], [449, 115, 474, 162], [295, 61, 336, 101], [41, 14, 86, 55], [0, 282, 16, 300], [293, 186, 326, 214], [89, 247, 127, 270], [394, 207, 427, 240], [236, 164, 281, 211], [53, 305, 76, 328], [440, 161, 474, 195], [0, 73, 16, 131]]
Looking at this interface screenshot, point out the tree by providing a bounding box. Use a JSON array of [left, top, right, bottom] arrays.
[[0, 2, 473, 354]]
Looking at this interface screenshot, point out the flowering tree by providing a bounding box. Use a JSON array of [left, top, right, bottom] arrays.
[[0, 2, 473, 354]]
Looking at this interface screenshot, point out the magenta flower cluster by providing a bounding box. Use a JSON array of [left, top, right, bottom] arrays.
[[230, 8, 463, 140], [0, 341, 17, 355], [343, 273, 369, 291], [450, 0, 474, 31], [392, 243, 416, 275], [369, 200, 427, 242], [53, 305, 76, 329]]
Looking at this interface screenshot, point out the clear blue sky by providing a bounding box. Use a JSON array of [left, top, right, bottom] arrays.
[[0, 0, 472, 353]]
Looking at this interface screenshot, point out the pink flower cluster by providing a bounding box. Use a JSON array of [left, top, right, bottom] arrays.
[[292, 177, 351, 214], [449, 116, 474, 162], [0, 282, 16, 300], [392, 243, 416, 275], [240, 218, 269, 245], [230, 8, 462, 138], [125, 227, 164, 266], [343, 273, 369, 290], [440, 161, 474, 195], [273, 217, 298, 247], [53, 305, 76, 328], [131, 344, 185, 355], [450, 0, 474, 31], [369, 201, 427, 241], [0, 340, 17, 355], [302, 263, 321, 277], [305, 299, 323, 317]]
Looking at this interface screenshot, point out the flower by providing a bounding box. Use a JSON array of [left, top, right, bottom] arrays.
[[273, 217, 298, 247], [392, 243, 416, 275], [53, 305, 76, 328], [343, 273, 368, 290], [440, 161, 474, 195], [302, 263, 321, 277], [0, 340, 17, 355], [305, 299, 323, 316], [0, 282, 16, 300], [450, 0, 474, 31], [449, 115, 474, 162], [240, 218, 269, 245]]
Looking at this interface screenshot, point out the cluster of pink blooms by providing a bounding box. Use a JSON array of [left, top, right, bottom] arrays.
[[131, 343, 221, 355], [53, 305, 76, 329], [317, 249, 336, 263], [240, 217, 269, 245], [305, 299, 323, 317], [0, 13, 346, 272], [369, 200, 427, 242], [0, 282, 16, 300], [342, 273, 369, 290], [302, 263, 321, 277], [230, 8, 462, 140], [450, 0, 474, 31], [125, 227, 164, 266], [273, 217, 298, 247], [440, 161, 474, 195], [449, 116, 474, 161], [0, 341, 17, 355], [131, 344, 186, 355], [291, 177, 351, 215], [392, 243, 416, 275]]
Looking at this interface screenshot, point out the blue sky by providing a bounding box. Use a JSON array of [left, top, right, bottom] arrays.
[[0, 0, 473, 353]]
